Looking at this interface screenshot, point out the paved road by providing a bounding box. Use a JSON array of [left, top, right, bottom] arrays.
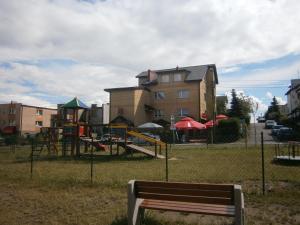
[[248, 123, 276, 145]]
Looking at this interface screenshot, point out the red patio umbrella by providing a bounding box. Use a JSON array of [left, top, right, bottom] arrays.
[[205, 120, 219, 128], [216, 114, 229, 120], [175, 117, 206, 130]]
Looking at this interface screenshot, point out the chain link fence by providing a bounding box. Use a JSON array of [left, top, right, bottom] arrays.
[[0, 123, 299, 224]]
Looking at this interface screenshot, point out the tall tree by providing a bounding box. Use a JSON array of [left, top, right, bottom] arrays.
[[216, 96, 228, 115], [270, 97, 280, 113], [229, 89, 242, 118], [229, 89, 252, 123], [265, 96, 281, 121]]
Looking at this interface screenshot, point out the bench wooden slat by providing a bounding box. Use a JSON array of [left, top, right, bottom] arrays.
[[137, 192, 233, 205], [141, 199, 235, 211], [135, 181, 234, 191], [140, 199, 235, 217], [136, 186, 233, 199]]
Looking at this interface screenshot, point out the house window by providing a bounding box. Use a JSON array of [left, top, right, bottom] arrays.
[[161, 74, 170, 83], [154, 91, 165, 100], [36, 109, 43, 115], [154, 109, 164, 118], [178, 90, 189, 99], [8, 120, 16, 126], [174, 73, 182, 82], [35, 121, 43, 127], [9, 108, 16, 114], [177, 108, 189, 117]]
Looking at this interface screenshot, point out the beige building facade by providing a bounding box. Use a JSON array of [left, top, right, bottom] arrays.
[[0, 102, 57, 134], [105, 64, 218, 126]]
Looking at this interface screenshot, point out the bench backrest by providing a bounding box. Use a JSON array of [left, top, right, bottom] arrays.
[[134, 181, 234, 205]]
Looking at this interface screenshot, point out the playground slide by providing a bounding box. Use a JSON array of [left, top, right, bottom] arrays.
[[80, 137, 107, 151], [91, 142, 107, 151], [126, 144, 165, 159], [127, 131, 165, 146]]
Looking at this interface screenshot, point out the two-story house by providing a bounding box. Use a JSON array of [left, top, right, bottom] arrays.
[[105, 64, 218, 126]]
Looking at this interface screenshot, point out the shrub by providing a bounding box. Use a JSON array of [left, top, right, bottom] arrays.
[[4, 135, 18, 145], [215, 118, 241, 143]]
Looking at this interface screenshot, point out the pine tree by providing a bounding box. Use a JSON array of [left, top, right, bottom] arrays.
[[270, 96, 279, 113], [229, 89, 243, 118], [265, 96, 281, 121], [229, 89, 251, 123]]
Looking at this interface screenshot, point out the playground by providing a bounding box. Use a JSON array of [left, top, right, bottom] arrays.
[[1, 98, 299, 225], [0, 144, 299, 225]]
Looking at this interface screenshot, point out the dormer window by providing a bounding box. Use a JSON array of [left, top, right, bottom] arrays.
[[174, 73, 182, 82], [161, 74, 170, 83]]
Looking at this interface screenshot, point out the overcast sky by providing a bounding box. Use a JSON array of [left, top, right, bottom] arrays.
[[1, 0, 300, 116]]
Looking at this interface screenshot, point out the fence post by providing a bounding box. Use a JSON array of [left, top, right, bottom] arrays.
[[165, 143, 168, 182], [261, 132, 265, 195], [244, 122, 248, 150], [30, 139, 34, 179], [90, 136, 94, 184]]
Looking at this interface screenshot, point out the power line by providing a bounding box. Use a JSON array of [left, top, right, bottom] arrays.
[[218, 85, 289, 89]]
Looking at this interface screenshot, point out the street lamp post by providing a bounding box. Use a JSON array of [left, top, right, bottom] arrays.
[[170, 115, 176, 148]]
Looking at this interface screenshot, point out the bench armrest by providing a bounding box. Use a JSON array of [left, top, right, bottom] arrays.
[[234, 185, 244, 225], [128, 180, 144, 225]]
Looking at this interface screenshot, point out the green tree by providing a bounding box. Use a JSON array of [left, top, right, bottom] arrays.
[[265, 96, 281, 121], [229, 89, 252, 123], [229, 89, 242, 117], [216, 96, 228, 115]]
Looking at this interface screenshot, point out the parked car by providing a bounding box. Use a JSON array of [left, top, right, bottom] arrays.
[[271, 125, 284, 136], [265, 120, 276, 129], [277, 127, 294, 141], [257, 116, 266, 123]]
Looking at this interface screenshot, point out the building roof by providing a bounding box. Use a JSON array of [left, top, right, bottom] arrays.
[[285, 83, 300, 95], [0, 102, 56, 110], [21, 104, 57, 110], [62, 97, 89, 109], [104, 86, 150, 92], [136, 64, 218, 84]]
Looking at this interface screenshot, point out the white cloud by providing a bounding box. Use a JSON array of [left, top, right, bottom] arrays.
[[264, 91, 287, 105], [275, 96, 286, 105], [0, 0, 299, 107], [220, 66, 240, 74], [266, 92, 273, 99], [0, 62, 137, 106], [0, 0, 300, 67], [217, 57, 300, 94]]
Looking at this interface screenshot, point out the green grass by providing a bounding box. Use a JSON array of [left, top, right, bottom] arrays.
[[0, 144, 299, 225]]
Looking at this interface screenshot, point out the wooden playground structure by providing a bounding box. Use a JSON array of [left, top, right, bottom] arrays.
[[31, 97, 167, 160]]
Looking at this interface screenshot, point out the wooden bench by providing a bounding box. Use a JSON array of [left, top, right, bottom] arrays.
[[128, 180, 244, 225]]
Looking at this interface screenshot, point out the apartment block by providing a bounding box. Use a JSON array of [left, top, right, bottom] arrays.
[[105, 64, 218, 126], [285, 79, 300, 119], [89, 103, 110, 125], [0, 102, 57, 134]]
